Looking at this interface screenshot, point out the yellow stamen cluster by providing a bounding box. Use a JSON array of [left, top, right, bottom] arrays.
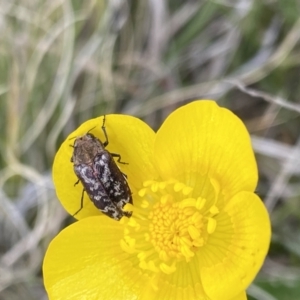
[[120, 179, 219, 275]]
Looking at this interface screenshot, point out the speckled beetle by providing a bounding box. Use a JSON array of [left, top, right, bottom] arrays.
[[70, 116, 132, 220]]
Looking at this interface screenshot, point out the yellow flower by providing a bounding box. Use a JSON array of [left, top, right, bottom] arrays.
[[44, 100, 271, 300]]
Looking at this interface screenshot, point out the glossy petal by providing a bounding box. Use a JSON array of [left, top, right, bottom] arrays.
[[154, 100, 258, 199], [52, 114, 156, 219], [198, 192, 271, 300], [43, 216, 149, 300], [231, 291, 248, 300]]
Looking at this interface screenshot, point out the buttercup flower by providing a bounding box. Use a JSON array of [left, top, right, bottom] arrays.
[[44, 100, 271, 300]]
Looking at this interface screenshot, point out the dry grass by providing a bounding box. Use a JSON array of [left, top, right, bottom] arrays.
[[0, 0, 300, 299]]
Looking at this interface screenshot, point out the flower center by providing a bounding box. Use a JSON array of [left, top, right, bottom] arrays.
[[120, 179, 220, 275], [149, 197, 205, 262]]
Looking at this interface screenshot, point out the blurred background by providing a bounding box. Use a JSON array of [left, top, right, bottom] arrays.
[[0, 0, 300, 299]]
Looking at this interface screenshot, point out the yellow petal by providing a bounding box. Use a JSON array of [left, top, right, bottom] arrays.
[[231, 291, 248, 300], [198, 191, 270, 300], [53, 114, 157, 219], [43, 216, 150, 300], [154, 100, 257, 199]]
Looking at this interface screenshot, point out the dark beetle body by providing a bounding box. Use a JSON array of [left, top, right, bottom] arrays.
[[71, 133, 132, 220]]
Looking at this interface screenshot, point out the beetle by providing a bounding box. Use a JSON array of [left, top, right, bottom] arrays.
[[70, 116, 132, 220]]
